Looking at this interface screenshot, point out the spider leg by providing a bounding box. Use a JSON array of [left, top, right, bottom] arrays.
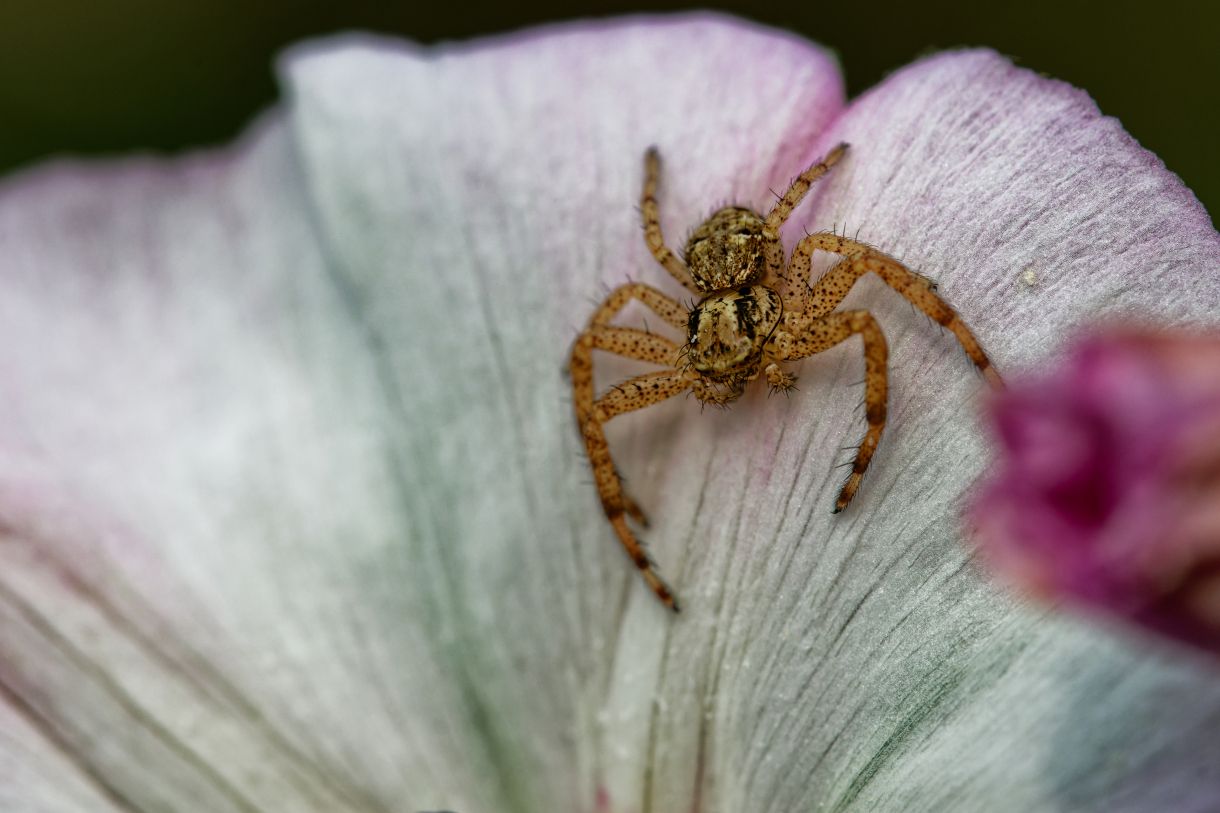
[[576, 326, 687, 485], [570, 285, 688, 514], [788, 232, 1001, 386], [581, 325, 682, 366], [770, 310, 888, 512], [762, 143, 849, 275], [576, 367, 691, 611], [585, 281, 689, 333], [570, 284, 693, 610], [642, 147, 701, 293]]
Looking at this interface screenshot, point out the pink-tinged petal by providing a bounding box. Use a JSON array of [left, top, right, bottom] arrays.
[[734, 51, 1220, 810], [972, 329, 1220, 654], [0, 15, 847, 813], [539, 49, 1220, 811], [282, 16, 845, 813]]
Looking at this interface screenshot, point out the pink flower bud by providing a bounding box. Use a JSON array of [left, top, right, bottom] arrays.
[[971, 329, 1220, 656]]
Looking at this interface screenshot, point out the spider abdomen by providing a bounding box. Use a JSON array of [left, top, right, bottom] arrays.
[[687, 285, 782, 376]]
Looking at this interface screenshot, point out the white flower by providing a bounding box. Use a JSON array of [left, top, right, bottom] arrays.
[[2, 15, 1218, 813]]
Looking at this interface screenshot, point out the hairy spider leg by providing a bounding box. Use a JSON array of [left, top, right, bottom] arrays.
[[584, 370, 690, 609], [788, 233, 1002, 387], [769, 310, 889, 512], [762, 142, 850, 276], [642, 147, 701, 294], [569, 282, 691, 610]]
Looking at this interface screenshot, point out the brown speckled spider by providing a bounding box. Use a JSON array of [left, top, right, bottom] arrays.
[[569, 144, 1001, 611]]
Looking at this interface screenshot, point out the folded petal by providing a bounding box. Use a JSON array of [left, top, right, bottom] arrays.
[[0, 120, 417, 812]]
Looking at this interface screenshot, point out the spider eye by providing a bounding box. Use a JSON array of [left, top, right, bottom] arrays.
[[732, 227, 754, 237]]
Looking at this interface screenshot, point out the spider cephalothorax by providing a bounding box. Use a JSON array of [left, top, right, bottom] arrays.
[[569, 143, 1001, 611]]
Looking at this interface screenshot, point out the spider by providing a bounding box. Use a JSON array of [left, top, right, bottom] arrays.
[[569, 143, 1001, 612]]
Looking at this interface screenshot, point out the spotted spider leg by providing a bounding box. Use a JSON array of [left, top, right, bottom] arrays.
[[762, 142, 850, 277], [642, 147, 701, 293], [774, 232, 1000, 511], [768, 310, 889, 512], [790, 233, 1001, 386], [569, 282, 691, 610]]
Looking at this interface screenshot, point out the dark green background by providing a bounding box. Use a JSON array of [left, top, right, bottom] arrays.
[[2, 1, 1215, 220]]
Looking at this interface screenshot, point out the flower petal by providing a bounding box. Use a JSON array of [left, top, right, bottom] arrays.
[[0, 15, 848, 813], [282, 16, 846, 811], [0, 120, 426, 811], [706, 51, 1220, 809]]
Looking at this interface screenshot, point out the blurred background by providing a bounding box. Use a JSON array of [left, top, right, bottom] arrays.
[[1, 0, 1215, 219]]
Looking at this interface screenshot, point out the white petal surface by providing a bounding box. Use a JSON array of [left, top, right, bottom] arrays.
[[0, 122, 418, 812]]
